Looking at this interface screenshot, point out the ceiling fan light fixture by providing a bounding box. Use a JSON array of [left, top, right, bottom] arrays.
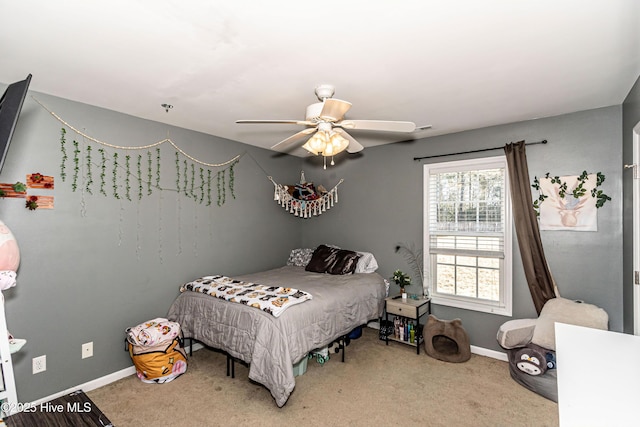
[[302, 131, 329, 155], [329, 132, 349, 155], [302, 133, 322, 154], [237, 85, 417, 163], [324, 141, 335, 156], [301, 140, 319, 155], [301, 130, 349, 163]]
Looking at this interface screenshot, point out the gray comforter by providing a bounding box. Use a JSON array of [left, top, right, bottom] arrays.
[[167, 265, 386, 407]]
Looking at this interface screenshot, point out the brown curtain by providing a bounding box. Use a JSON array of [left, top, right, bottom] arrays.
[[504, 141, 557, 314]]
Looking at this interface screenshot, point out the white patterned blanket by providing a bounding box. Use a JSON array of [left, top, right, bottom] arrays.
[[180, 275, 313, 317]]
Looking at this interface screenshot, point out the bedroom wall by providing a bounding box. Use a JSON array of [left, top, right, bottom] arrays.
[[0, 88, 303, 402], [0, 83, 629, 403], [622, 73, 640, 333], [300, 105, 623, 353]]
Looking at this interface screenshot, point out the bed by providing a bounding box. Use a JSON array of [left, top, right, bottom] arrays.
[[166, 245, 387, 407]]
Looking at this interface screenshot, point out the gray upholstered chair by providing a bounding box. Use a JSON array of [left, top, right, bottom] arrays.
[[496, 297, 608, 401]]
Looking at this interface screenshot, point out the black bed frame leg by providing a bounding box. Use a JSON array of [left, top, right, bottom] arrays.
[[226, 354, 235, 378], [333, 335, 347, 363]]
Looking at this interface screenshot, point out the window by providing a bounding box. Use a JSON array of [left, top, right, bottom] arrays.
[[423, 156, 512, 316]]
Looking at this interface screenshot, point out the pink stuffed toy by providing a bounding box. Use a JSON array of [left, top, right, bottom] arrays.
[[0, 220, 20, 290]]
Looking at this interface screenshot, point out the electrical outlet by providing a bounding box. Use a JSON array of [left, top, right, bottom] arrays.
[[82, 342, 93, 359], [32, 355, 46, 374]]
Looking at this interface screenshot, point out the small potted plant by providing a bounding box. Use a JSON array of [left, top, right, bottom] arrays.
[[392, 269, 411, 299]]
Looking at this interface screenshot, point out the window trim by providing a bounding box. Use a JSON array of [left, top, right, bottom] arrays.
[[423, 156, 512, 316]]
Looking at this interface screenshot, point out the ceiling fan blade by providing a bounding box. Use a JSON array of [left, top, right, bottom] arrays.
[[338, 119, 416, 133], [236, 119, 315, 126], [319, 99, 352, 122], [270, 128, 316, 150], [333, 128, 364, 153]]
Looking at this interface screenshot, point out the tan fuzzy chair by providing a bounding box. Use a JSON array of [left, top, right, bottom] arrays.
[[423, 315, 471, 363]]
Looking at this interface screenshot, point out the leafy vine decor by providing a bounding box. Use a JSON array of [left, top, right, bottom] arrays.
[[112, 152, 120, 200], [137, 154, 143, 200], [57, 127, 240, 207], [531, 171, 611, 216], [85, 145, 93, 194], [147, 150, 153, 196], [125, 155, 131, 201], [60, 128, 68, 181], [72, 139, 80, 192], [98, 148, 107, 196]]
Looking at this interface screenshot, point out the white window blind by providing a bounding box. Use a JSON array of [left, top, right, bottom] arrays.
[[424, 156, 512, 316], [428, 166, 505, 257]]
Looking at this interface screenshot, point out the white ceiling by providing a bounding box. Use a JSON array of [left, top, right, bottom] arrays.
[[2, 1, 639, 157]]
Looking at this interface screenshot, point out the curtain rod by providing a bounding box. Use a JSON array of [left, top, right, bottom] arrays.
[[413, 140, 548, 161]]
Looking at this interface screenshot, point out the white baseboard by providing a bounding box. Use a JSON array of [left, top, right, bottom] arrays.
[[28, 341, 502, 407], [471, 345, 508, 361], [29, 365, 137, 407], [29, 342, 204, 407]]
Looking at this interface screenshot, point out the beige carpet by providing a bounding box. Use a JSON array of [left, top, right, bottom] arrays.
[[88, 328, 558, 426]]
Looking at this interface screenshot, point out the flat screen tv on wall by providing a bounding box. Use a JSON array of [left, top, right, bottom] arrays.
[[0, 74, 32, 174]]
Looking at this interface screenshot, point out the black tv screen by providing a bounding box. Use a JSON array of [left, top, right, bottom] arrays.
[[0, 74, 32, 173]]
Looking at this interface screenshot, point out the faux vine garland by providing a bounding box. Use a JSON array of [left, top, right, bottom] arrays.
[[59, 127, 239, 207], [531, 171, 611, 216], [60, 128, 68, 181], [98, 148, 107, 196], [85, 145, 93, 194], [72, 139, 80, 192]]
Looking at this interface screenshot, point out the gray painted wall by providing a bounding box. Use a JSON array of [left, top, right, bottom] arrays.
[[622, 74, 640, 332], [0, 90, 303, 402], [301, 106, 623, 352], [0, 82, 630, 403]]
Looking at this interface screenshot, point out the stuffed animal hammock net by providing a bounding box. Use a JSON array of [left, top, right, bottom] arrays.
[[268, 172, 343, 218]]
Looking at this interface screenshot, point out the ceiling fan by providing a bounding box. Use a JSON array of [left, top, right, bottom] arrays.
[[236, 84, 430, 166]]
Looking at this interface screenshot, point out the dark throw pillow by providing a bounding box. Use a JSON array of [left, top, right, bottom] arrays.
[[305, 245, 360, 275], [305, 245, 338, 273], [327, 250, 360, 275]]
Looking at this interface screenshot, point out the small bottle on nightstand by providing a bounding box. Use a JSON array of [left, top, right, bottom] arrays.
[[409, 322, 415, 343]]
